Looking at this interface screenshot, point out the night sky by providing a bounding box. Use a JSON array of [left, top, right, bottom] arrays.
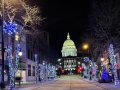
[[35, 0, 91, 57]]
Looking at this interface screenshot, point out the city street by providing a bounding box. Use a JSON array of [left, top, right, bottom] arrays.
[[17, 75, 120, 90], [1, 0, 120, 90]]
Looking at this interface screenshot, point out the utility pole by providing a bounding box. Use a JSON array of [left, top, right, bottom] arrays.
[[1, 0, 5, 89]]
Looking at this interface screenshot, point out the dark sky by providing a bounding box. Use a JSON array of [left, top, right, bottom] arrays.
[[37, 0, 91, 57]]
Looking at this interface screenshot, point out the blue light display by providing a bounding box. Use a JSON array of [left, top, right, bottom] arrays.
[[4, 21, 18, 89], [83, 57, 90, 62], [101, 68, 109, 81], [3, 21, 18, 35]]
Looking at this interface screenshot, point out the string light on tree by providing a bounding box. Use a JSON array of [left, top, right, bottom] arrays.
[[108, 43, 119, 85], [4, 21, 18, 90], [15, 44, 21, 73], [35, 54, 39, 83], [7, 45, 14, 90]]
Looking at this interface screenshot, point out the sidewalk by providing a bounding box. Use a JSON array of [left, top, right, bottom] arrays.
[[2, 79, 56, 90], [16, 79, 57, 90], [81, 78, 120, 90], [1, 82, 36, 90]]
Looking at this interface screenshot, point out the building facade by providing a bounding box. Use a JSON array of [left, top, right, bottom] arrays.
[[59, 33, 81, 74], [0, 24, 50, 82]]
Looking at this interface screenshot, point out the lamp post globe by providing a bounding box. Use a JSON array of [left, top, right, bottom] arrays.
[[82, 43, 89, 50]]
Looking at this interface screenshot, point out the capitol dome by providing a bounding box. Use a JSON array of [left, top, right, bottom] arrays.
[[61, 33, 77, 57], [63, 39, 75, 47]]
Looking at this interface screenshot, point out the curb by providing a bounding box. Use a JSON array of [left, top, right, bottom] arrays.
[[80, 78, 120, 90]]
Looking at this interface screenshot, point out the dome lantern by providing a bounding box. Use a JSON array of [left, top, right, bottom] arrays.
[[67, 32, 70, 39]]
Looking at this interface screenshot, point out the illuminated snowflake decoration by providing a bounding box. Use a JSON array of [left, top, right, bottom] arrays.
[[83, 57, 90, 62], [3, 21, 18, 35]]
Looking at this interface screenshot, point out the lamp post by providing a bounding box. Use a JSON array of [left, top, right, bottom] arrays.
[[82, 43, 91, 79], [57, 59, 61, 67], [35, 54, 39, 83], [82, 43, 90, 58], [100, 57, 104, 68], [1, 0, 5, 89]]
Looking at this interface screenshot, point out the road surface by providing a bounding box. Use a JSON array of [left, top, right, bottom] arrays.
[[18, 75, 120, 90]]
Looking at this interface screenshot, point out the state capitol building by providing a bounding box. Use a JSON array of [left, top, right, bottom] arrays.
[[59, 33, 82, 74]]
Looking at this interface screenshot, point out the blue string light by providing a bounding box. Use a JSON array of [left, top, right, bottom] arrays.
[[83, 57, 90, 62], [4, 21, 18, 90], [3, 21, 18, 35], [7, 45, 14, 90], [15, 44, 20, 72]]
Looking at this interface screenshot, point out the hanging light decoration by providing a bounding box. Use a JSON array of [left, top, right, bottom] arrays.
[[3, 21, 17, 35], [83, 57, 90, 62]]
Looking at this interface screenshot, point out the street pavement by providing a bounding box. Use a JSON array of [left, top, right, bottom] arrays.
[[14, 75, 120, 90]]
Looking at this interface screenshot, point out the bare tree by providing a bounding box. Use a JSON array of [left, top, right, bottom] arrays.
[[90, 0, 120, 42], [0, 0, 43, 88], [83, 0, 120, 62], [0, 0, 43, 32]]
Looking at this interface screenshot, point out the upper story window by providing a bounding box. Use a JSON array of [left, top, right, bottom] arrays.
[[28, 65, 31, 76]]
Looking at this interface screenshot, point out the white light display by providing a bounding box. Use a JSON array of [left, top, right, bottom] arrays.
[[15, 44, 20, 73], [35, 54, 39, 83], [108, 43, 119, 85]]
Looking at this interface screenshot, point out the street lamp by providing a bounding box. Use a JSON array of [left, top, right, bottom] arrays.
[[58, 59, 61, 62], [15, 32, 19, 41], [82, 43, 89, 50], [18, 51, 22, 56], [82, 43, 90, 57], [100, 57, 105, 70], [101, 58, 104, 62]]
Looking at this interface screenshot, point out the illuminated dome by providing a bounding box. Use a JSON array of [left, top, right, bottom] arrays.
[[61, 33, 77, 57], [63, 38, 75, 47]]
